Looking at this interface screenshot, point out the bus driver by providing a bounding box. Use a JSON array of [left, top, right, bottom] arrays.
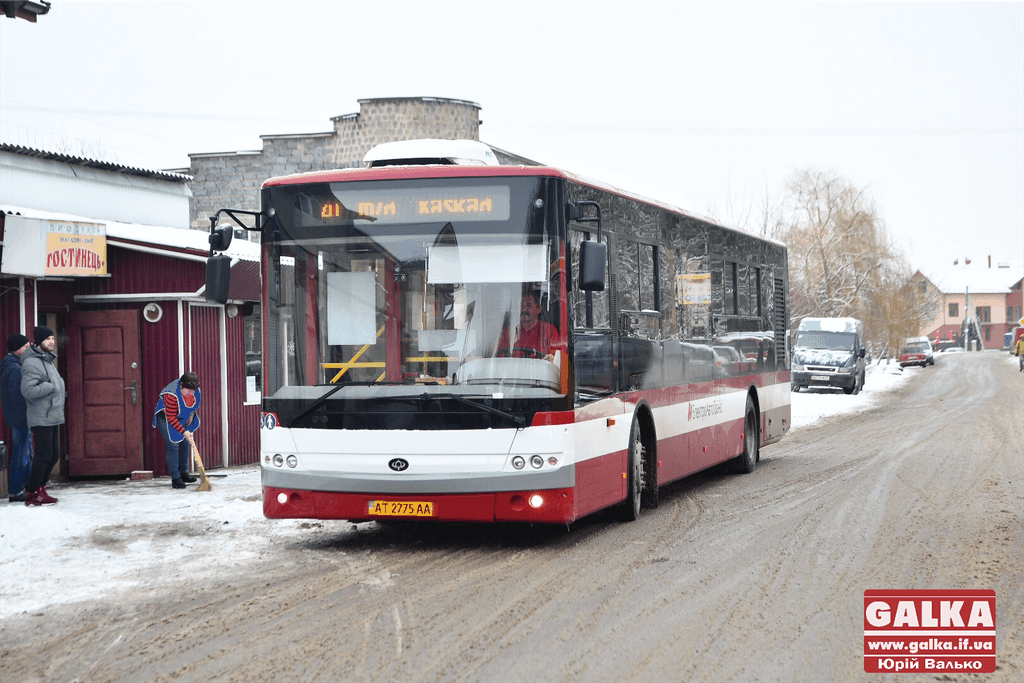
[[497, 290, 559, 360]]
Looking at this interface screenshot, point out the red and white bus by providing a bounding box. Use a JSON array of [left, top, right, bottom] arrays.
[[206, 140, 791, 524]]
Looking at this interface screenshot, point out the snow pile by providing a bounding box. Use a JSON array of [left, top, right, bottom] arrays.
[[1, 362, 911, 618], [801, 317, 860, 333], [791, 360, 909, 429]]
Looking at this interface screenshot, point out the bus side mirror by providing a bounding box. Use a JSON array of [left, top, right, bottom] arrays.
[[859, 348, 866, 359], [205, 253, 231, 304], [579, 240, 606, 291], [209, 225, 234, 252]]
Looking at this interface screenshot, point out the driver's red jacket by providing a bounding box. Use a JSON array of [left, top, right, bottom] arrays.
[[498, 321, 560, 358]]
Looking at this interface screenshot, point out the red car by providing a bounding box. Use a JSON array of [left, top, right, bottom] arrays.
[[899, 342, 932, 367]]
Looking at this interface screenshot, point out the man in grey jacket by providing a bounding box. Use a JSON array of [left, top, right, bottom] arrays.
[[20, 326, 65, 506]]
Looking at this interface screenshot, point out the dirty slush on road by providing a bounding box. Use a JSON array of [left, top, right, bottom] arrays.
[[1, 352, 1021, 683]]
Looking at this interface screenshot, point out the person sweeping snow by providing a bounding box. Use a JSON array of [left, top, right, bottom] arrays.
[[153, 372, 202, 489]]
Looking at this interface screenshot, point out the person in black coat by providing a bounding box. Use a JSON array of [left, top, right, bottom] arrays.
[[1, 333, 33, 502]]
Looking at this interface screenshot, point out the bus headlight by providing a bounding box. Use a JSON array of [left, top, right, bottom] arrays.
[[528, 494, 544, 508], [530, 455, 544, 469], [511, 456, 525, 470], [273, 454, 284, 467], [286, 455, 298, 468]]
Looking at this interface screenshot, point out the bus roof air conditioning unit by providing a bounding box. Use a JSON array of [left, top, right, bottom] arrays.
[[363, 139, 499, 167]]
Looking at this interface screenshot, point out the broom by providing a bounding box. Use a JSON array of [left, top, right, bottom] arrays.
[[190, 440, 213, 491]]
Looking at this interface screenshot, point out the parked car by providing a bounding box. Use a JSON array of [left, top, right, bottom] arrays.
[[713, 345, 750, 376], [682, 342, 719, 382], [900, 337, 934, 367]]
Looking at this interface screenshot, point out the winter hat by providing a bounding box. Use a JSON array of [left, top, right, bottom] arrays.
[[33, 326, 55, 346], [7, 333, 29, 353]]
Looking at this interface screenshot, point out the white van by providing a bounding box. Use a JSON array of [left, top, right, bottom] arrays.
[[791, 317, 867, 394]]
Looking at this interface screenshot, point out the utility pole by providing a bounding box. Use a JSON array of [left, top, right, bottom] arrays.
[[955, 257, 975, 351]]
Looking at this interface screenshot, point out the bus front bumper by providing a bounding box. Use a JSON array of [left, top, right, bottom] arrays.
[[263, 486, 578, 524]]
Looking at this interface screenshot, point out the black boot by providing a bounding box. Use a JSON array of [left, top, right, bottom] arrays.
[[180, 473, 197, 483], [171, 479, 186, 489]]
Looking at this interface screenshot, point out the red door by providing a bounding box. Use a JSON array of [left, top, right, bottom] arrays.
[[189, 305, 223, 469], [66, 310, 143, 475]]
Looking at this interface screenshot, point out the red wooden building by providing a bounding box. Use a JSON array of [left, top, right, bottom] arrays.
[[1, 144, 260, 479]]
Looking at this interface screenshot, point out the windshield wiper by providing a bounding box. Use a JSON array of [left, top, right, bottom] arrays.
[[319, 381, 407, 386], [287, 381, 406, 426], [423, 392, 526, 428], [287, 384, 526, 428], [287, 385, 342, 427]]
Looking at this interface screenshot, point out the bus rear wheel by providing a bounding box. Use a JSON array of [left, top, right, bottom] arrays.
[[730, 395, 759, 474], [619, 415, 644, 521]]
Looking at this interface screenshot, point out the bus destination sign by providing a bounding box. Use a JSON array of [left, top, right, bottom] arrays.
[[318, 185, 511, 224]]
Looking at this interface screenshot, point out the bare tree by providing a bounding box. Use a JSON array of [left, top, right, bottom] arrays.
[[54, 137, 120, 164], [704, 179, 784, 241], [868, 256, 938, 361], [756, 182, 787, 241], [777, 169, 916, 357], [704, 168, 931, 360]]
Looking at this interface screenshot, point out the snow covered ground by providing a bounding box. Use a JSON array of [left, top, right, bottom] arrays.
[[0, 361, 917, 619], [789, 359, 910, 429]]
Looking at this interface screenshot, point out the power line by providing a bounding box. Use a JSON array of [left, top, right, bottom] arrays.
[[0, 98, 322, 125], [499, 123, 1024, 137]]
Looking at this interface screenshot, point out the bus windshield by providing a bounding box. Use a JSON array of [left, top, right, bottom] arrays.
[[261, 177, 567, 405]]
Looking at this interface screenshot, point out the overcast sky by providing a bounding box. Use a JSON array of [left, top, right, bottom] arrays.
[[1, 2, 1021, 278]]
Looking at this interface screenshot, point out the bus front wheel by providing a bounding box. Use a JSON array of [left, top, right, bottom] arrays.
[[619, 415, 644, 521]]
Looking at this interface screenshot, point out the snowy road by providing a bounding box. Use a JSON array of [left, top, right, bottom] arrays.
[[1, 352, 1021, 682]]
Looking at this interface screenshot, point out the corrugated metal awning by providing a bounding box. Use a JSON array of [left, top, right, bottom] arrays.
[[0, 143, 190, 181], [1, 205, 259, 262], [1, 147, 192, 228], [3, 205, 262, 302]]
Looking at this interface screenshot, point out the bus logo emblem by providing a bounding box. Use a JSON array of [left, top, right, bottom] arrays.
[[388, 458, 409, 472]]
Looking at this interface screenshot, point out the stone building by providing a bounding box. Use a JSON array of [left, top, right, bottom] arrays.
[[177, 96, 540, 231]]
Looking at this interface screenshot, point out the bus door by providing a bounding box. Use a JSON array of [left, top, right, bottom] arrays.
[[570, 228, 614, 396], [613, 236, 663, 393]]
